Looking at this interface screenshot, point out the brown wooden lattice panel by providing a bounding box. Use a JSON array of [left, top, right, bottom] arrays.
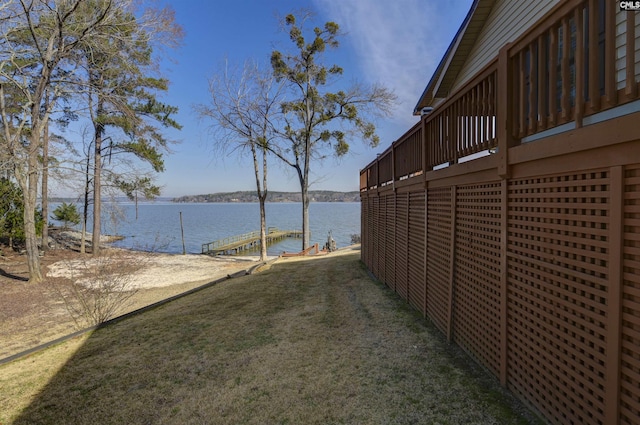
[[365, 197, 374, 270], [377, 196, 387, 283], [360, 197, 368, 267], [426, 186, 453, 334], [452, 182, 502, 376], [395, 193, 409, 301], [372, 197, 380, 278], [384, 194, 396, 291], [621, 165, 640, 425], [408, 191, 426, 315], [507, 170, 609, 425]]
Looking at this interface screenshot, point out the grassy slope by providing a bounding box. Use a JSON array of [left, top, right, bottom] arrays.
[[0, 249, 543, 425]]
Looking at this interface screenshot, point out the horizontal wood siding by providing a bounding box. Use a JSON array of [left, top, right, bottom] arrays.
[[452, 0, 559, 93]]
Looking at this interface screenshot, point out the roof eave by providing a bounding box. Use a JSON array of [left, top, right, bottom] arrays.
[[413, 0, 495, 115]]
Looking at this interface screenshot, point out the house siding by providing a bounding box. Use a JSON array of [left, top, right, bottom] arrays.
[[451, 0, 559, 93]]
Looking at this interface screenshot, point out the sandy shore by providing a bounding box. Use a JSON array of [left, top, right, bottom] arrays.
[[45, 230, 277, 290], [46, 251, 274, 289]]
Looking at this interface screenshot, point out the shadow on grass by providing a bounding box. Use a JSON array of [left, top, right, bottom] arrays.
[[6, 251, 543, 425]]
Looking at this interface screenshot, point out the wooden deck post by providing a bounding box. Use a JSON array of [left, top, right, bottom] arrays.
[[574, 6, 585, 128], [605, 165, 624, 425], [497, 43, 513, 178], [447, 185, 458, 342], [500, 178, 509, 386]]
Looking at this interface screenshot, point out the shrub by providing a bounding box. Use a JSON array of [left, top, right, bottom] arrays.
[[52, 202, 81, 229], [50, 250, 148, 327], [0, 178, 43, 248]]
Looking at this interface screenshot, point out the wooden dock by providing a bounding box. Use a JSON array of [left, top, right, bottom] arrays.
[[201, 227, 303, 256]]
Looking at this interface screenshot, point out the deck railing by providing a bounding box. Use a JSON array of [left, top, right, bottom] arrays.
[[508, 0, 639, 139], [377, 148, 393, 187], [202, 227, 279, 252], [394, 121, 422, 180], [425, 63, 497, 169], [360, 0, 640, 190]]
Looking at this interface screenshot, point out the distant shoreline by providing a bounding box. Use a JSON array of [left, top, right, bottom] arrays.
[[171, 190, 361, 203], [48, 190, 361, 204]]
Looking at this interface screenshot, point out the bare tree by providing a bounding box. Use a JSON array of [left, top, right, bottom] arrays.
[[196, 61, 283, 261], [270, 13, 396, 249]]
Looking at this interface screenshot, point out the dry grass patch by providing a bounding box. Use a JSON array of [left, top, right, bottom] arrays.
[[0, 249, 257, 359], [1, 248, 543, 424]]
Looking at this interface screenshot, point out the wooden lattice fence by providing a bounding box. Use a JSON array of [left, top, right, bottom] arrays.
[[361, 151, 640, 425]]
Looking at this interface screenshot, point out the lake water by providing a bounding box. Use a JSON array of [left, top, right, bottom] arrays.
[[58, 202, 361, 256]]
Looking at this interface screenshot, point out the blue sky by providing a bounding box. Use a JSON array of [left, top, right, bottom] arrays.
[[131, 0, 473, 197]]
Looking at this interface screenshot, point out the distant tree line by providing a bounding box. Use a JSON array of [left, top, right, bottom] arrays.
[[172, 191, 360, 203]]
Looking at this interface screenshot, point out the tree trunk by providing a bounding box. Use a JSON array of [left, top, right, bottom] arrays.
[[301, 185, 310, 250], [81, 145, 91, 254], [41, 122, 49, 252], [259, 197, 267, 261], [80, 217, 87, 254], [24, 145, 43, 282], [251, 143, 269, 261], [293, 162, 310, 250], [92, 122, 103, 256]]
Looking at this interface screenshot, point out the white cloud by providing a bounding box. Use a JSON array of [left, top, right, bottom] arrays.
[[313, 0, 472, 127]]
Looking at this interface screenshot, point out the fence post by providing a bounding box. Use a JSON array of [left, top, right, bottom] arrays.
[[447, 185, 458, 342], [392, 143, 396, 191], [423, 187, 428, 319], [497, 42, 513, 385], [500, 179, 509, 386], [422, 114, 428, 177], [605, 165, 624, 425]]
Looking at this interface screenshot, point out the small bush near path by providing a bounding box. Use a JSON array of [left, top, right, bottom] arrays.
[[0, 248, 544, 425], [48, 249, 147, 328]]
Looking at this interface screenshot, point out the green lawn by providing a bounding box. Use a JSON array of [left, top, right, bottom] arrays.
[[1, 248, 543, 424]]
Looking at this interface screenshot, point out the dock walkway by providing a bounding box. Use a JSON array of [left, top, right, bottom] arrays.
[[202, 227, 302, 255]]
